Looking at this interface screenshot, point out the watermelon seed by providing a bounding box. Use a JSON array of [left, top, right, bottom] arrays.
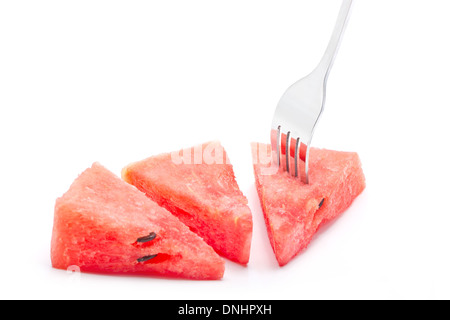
[[137, 254, 158, 263], [319, 198, 325, 208], [137, 232, 157, 243]]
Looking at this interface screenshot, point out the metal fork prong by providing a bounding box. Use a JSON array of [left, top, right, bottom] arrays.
[[294, 138, 300, 178], [304, 144, 310, 184], [276, 126, 281, 167], [285, 131, 291, 173]]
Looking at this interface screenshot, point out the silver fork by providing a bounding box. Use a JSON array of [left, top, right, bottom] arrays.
[[271, 0, 353, 183]]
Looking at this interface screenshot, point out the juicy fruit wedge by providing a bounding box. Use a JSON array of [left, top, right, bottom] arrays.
[[252, 143, 366, 266], [51, 163, 225, 280], [122, 141, 253, 265]]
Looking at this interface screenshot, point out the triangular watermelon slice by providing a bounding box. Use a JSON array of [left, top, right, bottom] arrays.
[[122, 141, 253, 265], [51, 163, 225, 280], [251, 143, 365, 266]]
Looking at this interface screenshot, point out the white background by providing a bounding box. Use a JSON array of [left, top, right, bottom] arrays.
[[1, 0, 449, 300]]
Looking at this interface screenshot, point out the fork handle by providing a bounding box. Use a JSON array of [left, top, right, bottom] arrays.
[[316, 0, 353, 80]]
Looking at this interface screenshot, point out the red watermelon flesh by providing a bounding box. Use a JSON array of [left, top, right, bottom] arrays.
[[51, 163, 225, 280], [251, 143, 366, 266], [122, 141, 253, 265]]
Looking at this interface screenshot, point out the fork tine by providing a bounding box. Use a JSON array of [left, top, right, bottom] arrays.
[[270, 126, 281, 168], [294, 138, 300, 178], [285, 131, 291, 173], [276, 126, 281, 167], [304, 144, 310, 184], [294, 141, 309, 184]]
